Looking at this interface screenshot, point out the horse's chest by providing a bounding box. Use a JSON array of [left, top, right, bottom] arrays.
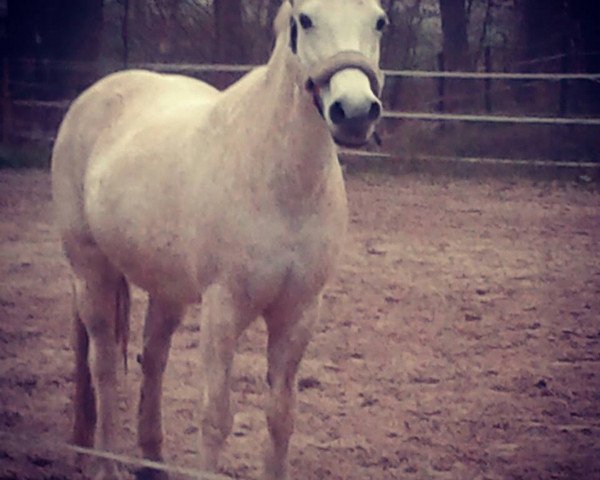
[[238, 216, 343, 309]]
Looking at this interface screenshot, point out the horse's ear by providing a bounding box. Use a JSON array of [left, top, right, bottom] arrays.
[[274, 2, 292, 34], [274, 2, 295, 51], [290, 17, 298, 53]]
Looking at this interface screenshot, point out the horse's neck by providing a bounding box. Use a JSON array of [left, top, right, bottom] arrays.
[[213, 43, 336, 210], [263, 47, 337, 204]]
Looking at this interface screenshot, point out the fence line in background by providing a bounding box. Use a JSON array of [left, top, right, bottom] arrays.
[[0, 429, 235, 480], [382, 111, 600, 126], [133, 62, 255, 73], [13, 99, 71, 109], [13, 99, 600, 127], [132, 62, 600, 82], [5, 62, 600, 169], [339, 150, 600, 169], [383, 70, 600, 81], [11, 131, 600, 169], [16, 59, 600, 82]]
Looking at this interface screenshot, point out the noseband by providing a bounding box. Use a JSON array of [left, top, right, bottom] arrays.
[[305, 51, 384, 98]]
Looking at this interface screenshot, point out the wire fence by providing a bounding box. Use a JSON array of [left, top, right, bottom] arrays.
[[338, 150, 600, 169], [0, 429, 237, 480], [131, 61, 600, 81], [3, 60, 599, 168]]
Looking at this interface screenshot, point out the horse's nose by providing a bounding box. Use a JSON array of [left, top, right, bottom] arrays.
[[329, 98, 382, 127]]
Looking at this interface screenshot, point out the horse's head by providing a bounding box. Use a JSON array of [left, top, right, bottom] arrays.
[[283, 0, 386, 146]]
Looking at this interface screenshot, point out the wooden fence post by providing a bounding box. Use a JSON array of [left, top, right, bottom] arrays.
[[122, 0, 130, 68], [559, 38, 569, 116], [484, 46, 492, 113], [437, 52, 445, 114], [2, 57, 12, 144]]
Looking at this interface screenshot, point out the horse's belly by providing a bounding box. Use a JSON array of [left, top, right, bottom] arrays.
[[83, 163, 214, 304], [93, 226, 206, 303]]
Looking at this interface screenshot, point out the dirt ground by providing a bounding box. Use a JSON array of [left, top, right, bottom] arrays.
[[0, 169, 599, 480]]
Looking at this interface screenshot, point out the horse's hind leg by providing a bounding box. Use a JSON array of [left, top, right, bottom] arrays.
[[72, 298, 96, 448], [263, 298, 319, 480], [71, 256, 130, 480], [136, 297, 184, 480]]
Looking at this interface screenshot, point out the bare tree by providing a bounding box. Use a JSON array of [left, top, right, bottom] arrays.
[[381, 0, 426, 110], [515, 0, 568, 71], [213, 0, 246, 63], [438, 0, 471, 112], [6, 0, 103, 97], [569, 0, 600, 74], [439, 0, 470, 70]]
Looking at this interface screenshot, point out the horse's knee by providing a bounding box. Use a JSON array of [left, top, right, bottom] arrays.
[[75, 288, 119, 340]]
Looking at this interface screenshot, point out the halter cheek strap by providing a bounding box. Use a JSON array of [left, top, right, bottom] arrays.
[[308, 82, 325, 117]]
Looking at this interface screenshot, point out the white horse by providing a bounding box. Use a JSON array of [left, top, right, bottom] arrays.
[[51, 1, 386, 479]]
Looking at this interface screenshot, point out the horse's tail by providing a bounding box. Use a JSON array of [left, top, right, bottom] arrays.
[[115, 276, 131, 373]]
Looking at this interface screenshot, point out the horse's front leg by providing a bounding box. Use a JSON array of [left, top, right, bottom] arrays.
[[263, 297, 319, 480], [198, 284, 253, 472], [136, 297, 185, 480]]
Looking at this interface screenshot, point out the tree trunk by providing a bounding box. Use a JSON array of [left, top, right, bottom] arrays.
[[439, 0, 469, 112], [7, 0, 103, 98], [516, 0, 566, 71], [569, 0, 600, 73], [439, 0, 469, 71], [568, 0, 600, 112], [213, 0, 246, 63]]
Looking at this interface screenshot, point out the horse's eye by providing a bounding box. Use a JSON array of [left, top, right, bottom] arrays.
[[376, 16, 388, 32], [299, 13, 313, 30]]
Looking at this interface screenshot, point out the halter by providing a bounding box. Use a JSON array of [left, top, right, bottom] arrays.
[[289, 18, 384, 119], [305, 51, 384, 98]]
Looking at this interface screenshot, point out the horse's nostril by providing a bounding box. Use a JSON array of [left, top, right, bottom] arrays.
[[368, 102, 381, 121], [329, 101, 346, 125]]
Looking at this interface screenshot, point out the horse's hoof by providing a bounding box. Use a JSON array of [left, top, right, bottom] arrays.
[[135, 466, 169, 480]]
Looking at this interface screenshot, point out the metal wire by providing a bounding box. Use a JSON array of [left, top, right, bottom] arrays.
[[381, 111, 600, 126], [130, 61, 600, 81], [382, 70, 600, 81], [338, 150, 600, 168], [13, 99, 600, 127], [0, 429, 237, 480]]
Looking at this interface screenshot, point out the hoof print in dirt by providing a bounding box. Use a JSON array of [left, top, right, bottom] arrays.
[[359, 393, 379, 407], [27, 455, 53, 467], [298, 376, 322, 392], [464, 313, 482, 322]]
